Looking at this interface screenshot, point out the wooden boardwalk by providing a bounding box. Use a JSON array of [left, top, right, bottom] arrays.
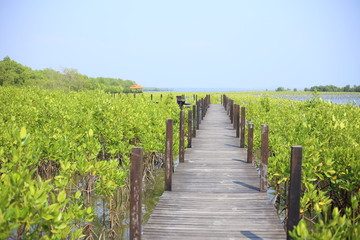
[[142, 104, 286, 239]]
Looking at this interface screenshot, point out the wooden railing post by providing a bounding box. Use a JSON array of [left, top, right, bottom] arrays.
[[192, 105, 197, 137], [201, 98, 205, 120], [205, 95, 209, 115], [260, 125, 269, 192], [247, 123, 254, 163], [225, 95, 228, 110], [230, 100, 234, 123], [130, 147, 143, 240], [205, 97, 207, 116], [234, 104, 240, 135], [233, 103, 237, 129], [179, 111, 185, 163], [188, 110, 192, 148], [197, 101, 201, 128], [226, 98, 229, 112], [287, 146, 303, 240], [165, 119, 173, 191], [223, 95, 225, 109], [207, 95, 209, 110], [240, 107, 246, 148], [200, 99, 204, 119]]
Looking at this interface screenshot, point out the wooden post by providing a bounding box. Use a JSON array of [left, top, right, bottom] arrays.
[[247, 124, 254, 163], [202, 97, 205, 117], [224, 95, 227, 109], [287, 146, 303, 239], [201, 99, 205, 120], [223, 95, 225, 108], [234, 104, 239, 133], [233, 103, 236, 129], [130, 147, 143, 240], [165, 119, 173, 191], [192, 105, 197, 137], [230, 100, 234, 123], [240, 107, 246, 148], [205, 96, 208, 115], [179, 111, 185, 163], [260, 125, 269, 192], [225, 100, 230, 116], [227, 100, 230, 115], [197, 101, 200, 129], [235, 105, 240, 138], [204, 98, 206, 117], [150, 94, 153, 101], [188, 110, 192, 148], [204, 97, 208, 116]]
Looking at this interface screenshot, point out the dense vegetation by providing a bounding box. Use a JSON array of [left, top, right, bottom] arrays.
[[276, 85, 360, 92], [304, 85, 360, 92], [1, 83, 358, 238], [0, 57, 136, 92], [227, 93, 360, 239], [0, 87, 182, 239]]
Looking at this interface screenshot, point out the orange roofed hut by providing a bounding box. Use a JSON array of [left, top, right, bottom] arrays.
[[129, 84, 143, 93]]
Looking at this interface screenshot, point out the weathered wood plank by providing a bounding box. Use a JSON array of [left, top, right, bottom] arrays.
[[142, 104, 286, 239]]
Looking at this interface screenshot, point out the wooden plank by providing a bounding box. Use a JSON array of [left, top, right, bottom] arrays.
[[143, 104, 286, 239]]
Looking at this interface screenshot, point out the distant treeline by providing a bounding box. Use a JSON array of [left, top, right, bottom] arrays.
[[304, 85, 360, 92], [143, 87, 173, 92], [0, 56, 136, 92]]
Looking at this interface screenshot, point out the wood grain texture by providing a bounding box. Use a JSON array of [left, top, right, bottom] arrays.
[[143, 104, 286, 239]]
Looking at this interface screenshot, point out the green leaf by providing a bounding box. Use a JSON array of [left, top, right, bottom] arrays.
[[55, 223, 67, 230], [75, 190, 81, 199], [20, 126, 27, 139], [42, 214, 54, 220], [57, 190, 66, 203], [86, 207, 92, 214], [88, 129, 94, 137]]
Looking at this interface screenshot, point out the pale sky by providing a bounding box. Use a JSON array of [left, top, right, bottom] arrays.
[[1, 0, 359, 90]]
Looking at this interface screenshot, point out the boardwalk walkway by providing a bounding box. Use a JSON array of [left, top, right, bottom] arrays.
[[143, 104, 286, 239]]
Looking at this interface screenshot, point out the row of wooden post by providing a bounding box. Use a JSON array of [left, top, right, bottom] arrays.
[[223, 94, 302, 240], [129, 95, 210, 240]]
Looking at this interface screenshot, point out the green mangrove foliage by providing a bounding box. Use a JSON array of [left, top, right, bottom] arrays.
[[304, 85, 360, 92], [0, 87, 181, 239], [227, 93, 360, 239], [0, 56, 135, 92]]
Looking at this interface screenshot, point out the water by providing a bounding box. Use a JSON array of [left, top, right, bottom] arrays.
[[145, 89, 360, 105], [266, 93, 360, 106], [86, 153, 183, 239], [88, 166, 165, 239], [146, 88, 254, 93]]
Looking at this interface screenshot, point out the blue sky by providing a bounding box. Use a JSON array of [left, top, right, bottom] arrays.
[[1, 0, 359, 90]]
